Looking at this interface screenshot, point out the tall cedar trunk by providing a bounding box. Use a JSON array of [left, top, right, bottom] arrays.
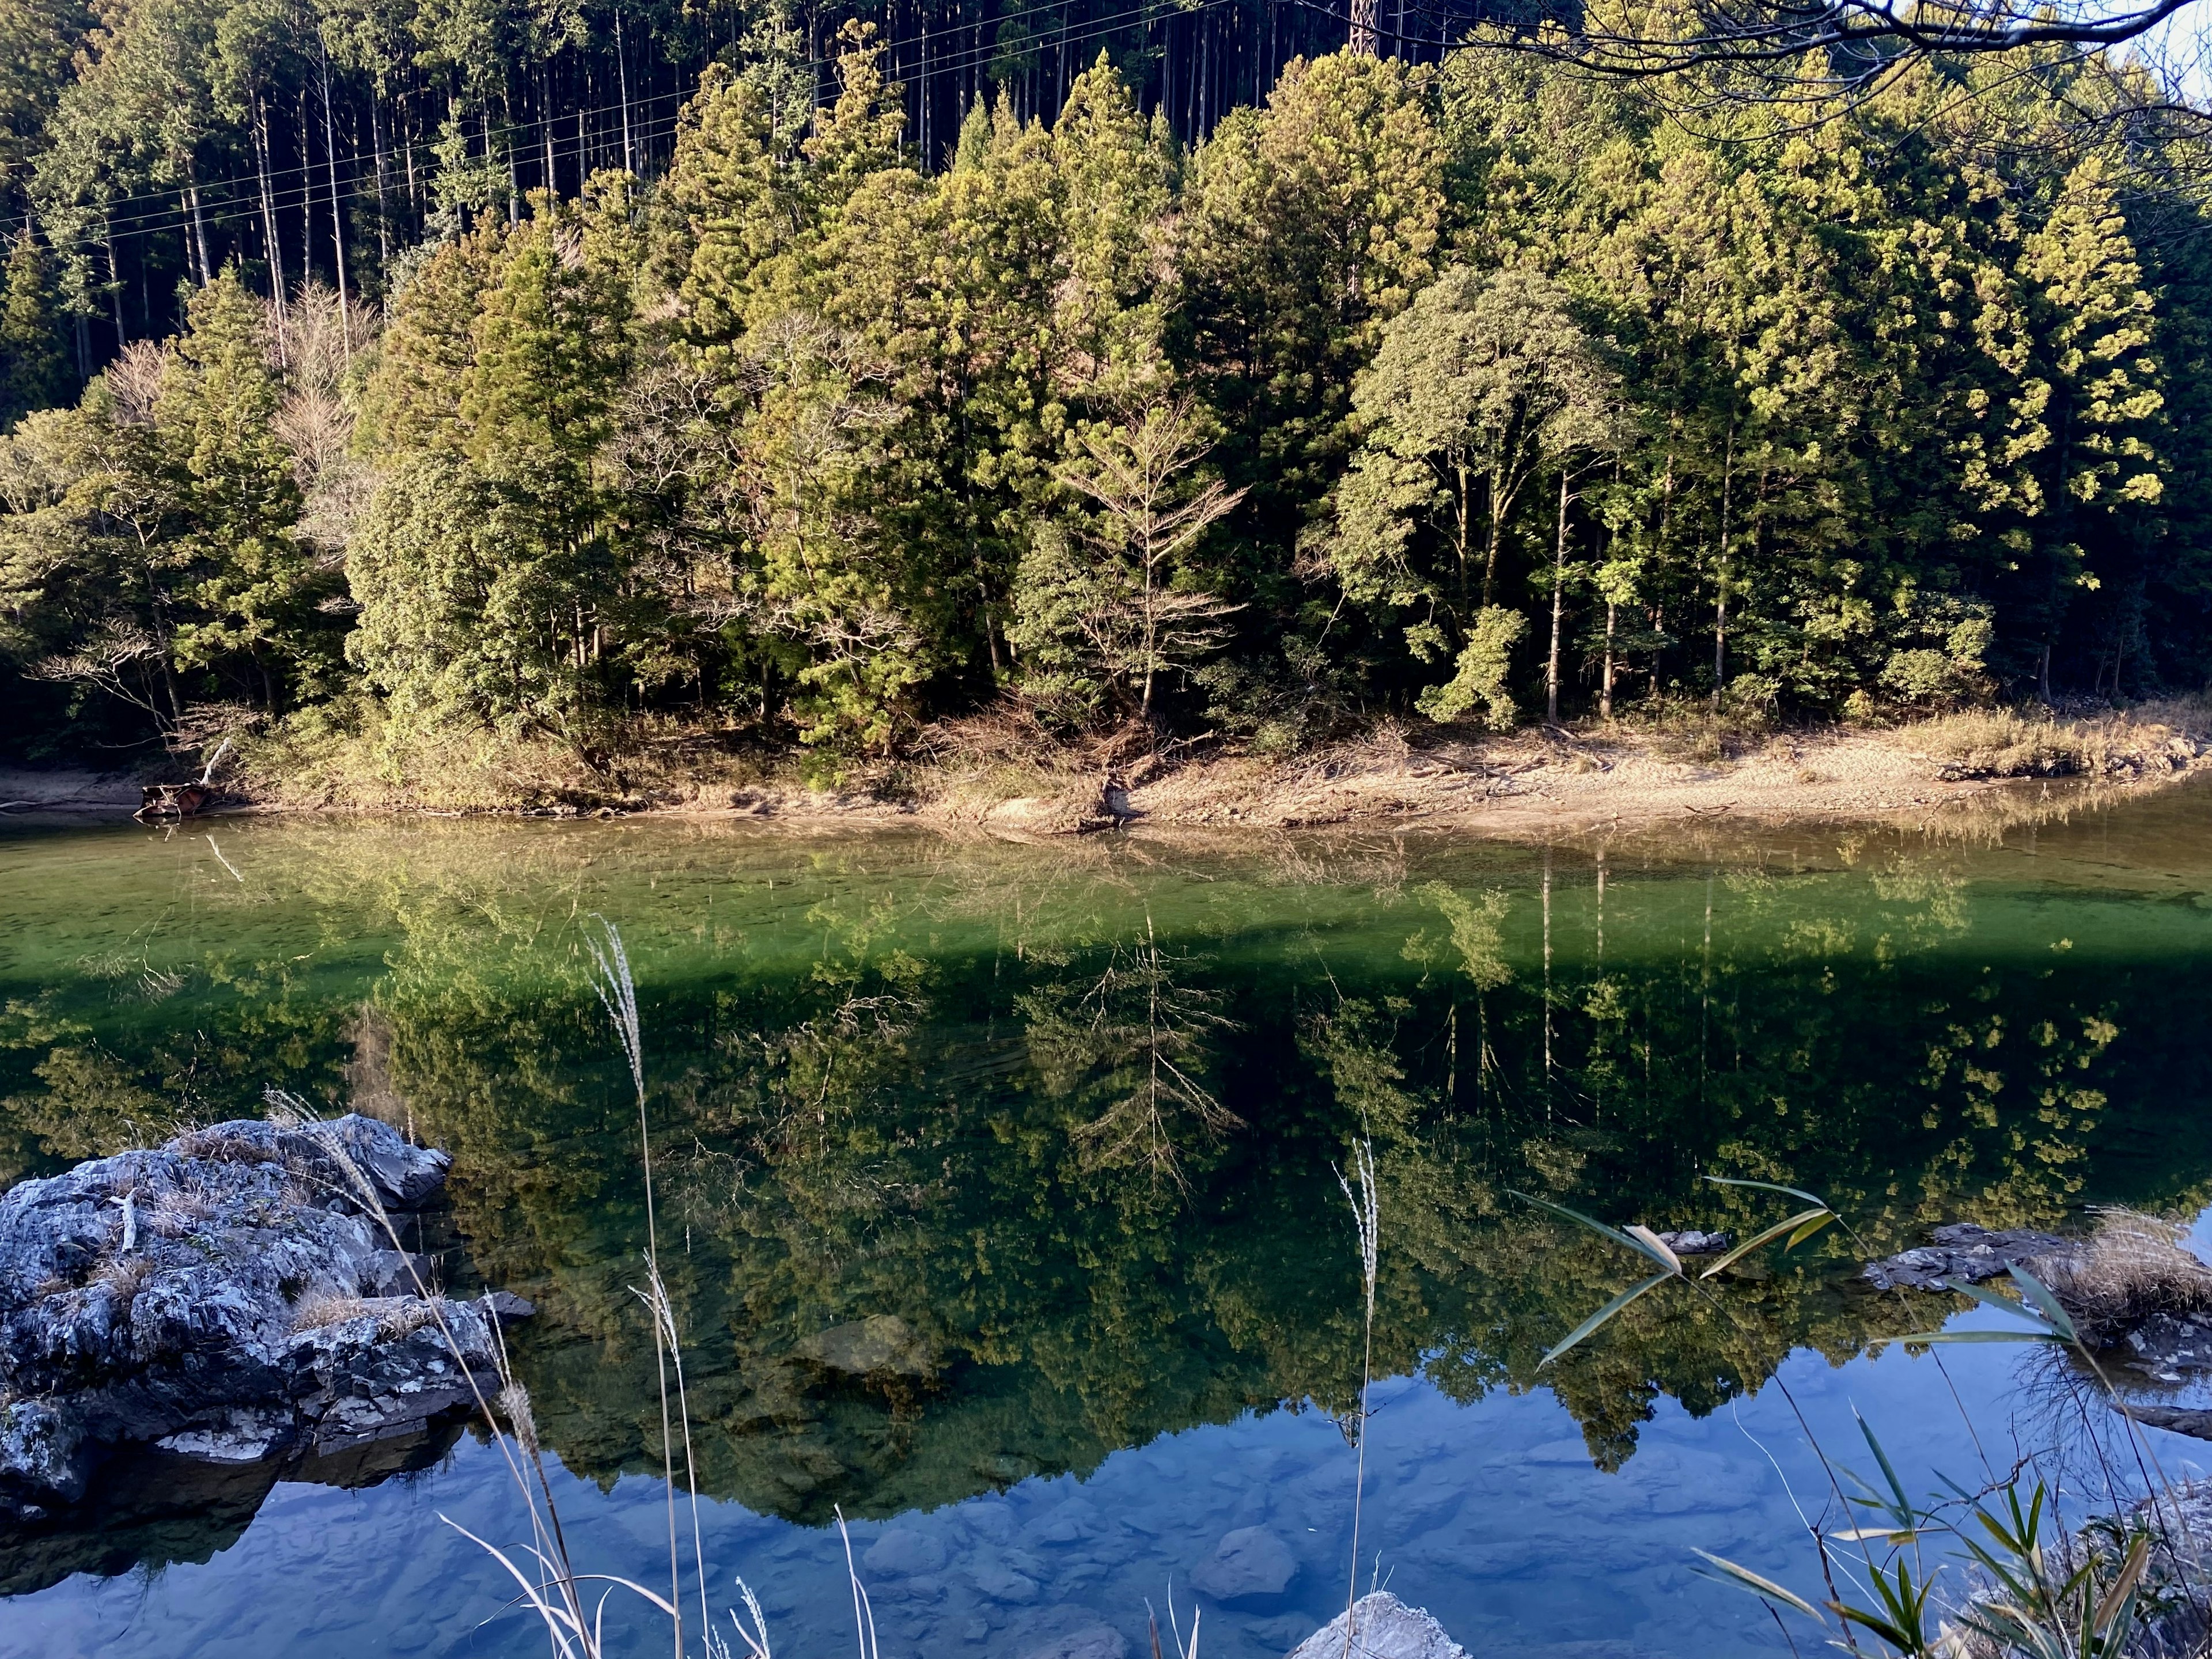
[[320, 50, 350, 359], [254, 93, 287, 358], [300, 90, 314, 285], [184, 168, 213, 286], [371, 84, 392, 265], [1547, 470, 1568, 725], [105, 230, 126, 344], [1713, 424, 1733, 709], [616, 7, 635, 173]]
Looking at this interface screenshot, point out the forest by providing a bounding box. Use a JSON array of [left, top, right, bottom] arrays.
[[0, 0, 2205, 768]]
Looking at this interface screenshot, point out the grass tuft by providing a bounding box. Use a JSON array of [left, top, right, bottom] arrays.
[[2041, 1209, 2212, 1350]]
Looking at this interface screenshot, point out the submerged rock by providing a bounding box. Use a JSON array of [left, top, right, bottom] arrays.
[[796, 1314, 938, 1382], [1655, 1230, 1732, 1256], [0, 1113, 527, 1525], [1190, 1525, 1296, 1605], [1861, 1223, 2082, 1291], [1286, 1592, 1466, 1659]]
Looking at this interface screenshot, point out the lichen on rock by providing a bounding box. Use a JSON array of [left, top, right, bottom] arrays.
[[0, 1112, 528, 1524]]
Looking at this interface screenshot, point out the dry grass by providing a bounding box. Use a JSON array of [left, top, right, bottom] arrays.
[[145, 1185, 216, 1237], [289, 1291, 442, 1339], [172, 1126, 285, 1165], [95, 1252, 157, 1305], [2041, 1209, 2212, 1349], [1906, 709, 2088, 777]]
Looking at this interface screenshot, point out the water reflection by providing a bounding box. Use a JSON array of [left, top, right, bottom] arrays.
[[2, 810, 2211, 1594]]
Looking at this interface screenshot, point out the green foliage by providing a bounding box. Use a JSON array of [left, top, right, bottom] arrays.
[[9, 29, 2212, 759]]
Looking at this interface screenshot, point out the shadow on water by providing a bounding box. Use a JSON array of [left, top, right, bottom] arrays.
[[3, 793, 2212, 1600]]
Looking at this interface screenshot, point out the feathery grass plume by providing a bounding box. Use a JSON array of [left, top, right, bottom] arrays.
[[726, 1578, 772, 1659], [587, 914, 710, 1658], [261, 1088, 604, 1655], [1332, 1141, 1379, 1659]]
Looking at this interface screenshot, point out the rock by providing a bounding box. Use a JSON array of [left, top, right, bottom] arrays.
[[2124, 1313, 2212, 1376], [1190, 1525, 1296, 1605], [796, 1315, 938, 1382], [972, 1560, 1040, 1604], [482, 1290, 536, 1325], [863, 1527, 949, 1577], [1286, 1592, 1466, 1659], [0, 1113, 516, 1524], [1024, 1625, 1130, 1659], [1655, 1230, 1732, 1256], [2125, 1404, 2212, 1440], [1861, 1223, 2082, 1291]]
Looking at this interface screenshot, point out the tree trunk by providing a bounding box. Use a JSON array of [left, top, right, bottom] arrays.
[[616, 7, 636, 174], [1482, 465, 1503, 607], [371, 82, 392, 267], [254, 94, 288, 359], [184, 167, 213, 286], [1546, 469, 1567, 725], [1601, 601, 1617, 719], [1712, 426, 1733, 710], [320, 48, 351, 365]]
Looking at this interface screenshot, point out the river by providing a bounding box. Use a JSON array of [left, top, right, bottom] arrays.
[[3, 792, 2211, 1658]]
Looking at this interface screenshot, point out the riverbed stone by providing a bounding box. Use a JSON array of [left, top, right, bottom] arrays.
[[973, 1559, 1042, 1603], [797, 1315, 938, 1381], [1021, 1624, 1130, 1659], [1190, 1525, 1297, 1605], [1286, 1592, 1466, 1659], [864, 1526, 949, 1577], [0, 1113, 519, 1524]]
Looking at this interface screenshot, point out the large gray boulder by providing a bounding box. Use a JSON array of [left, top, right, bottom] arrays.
[[0, 1113, 522, 1524], [1286, 1593, 1466, 1659]]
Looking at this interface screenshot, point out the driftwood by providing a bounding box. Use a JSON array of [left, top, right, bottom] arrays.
[[133, 738, 229, 821]]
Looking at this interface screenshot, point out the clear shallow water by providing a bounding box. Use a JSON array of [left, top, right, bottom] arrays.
[[2, 793, 2212, 1658]]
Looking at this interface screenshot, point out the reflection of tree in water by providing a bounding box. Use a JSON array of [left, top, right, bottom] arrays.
[[1, 826, 2208, 1518], [1019, 916, 1240, 1187]]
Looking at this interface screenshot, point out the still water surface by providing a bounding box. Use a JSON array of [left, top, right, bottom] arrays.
[[3, 794, 2212, 1658]]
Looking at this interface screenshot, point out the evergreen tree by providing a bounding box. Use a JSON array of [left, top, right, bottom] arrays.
[[0, 234, 71, 426]]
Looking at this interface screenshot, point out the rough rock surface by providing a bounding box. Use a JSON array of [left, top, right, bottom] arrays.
[[1656, 1230, 1731, 1256], [1286, 1593, 1467, 1659], [2123, 1313, 2212, 1378], [0, 1113, 523, 1524], [1861, 1223, 2082, 1291], [1190, 1525, 1296, 1605]]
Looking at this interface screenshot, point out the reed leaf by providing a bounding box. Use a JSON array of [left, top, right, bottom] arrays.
[[1698, 1207, 1832, 1279], [1507, 1191, 1679, 1272], [2006, 1265, 2078, 1342], [1540, 1271, 1674, 1366], [1689, 1550, 1823, 1620], [1703, 1175, 1830, 1208]]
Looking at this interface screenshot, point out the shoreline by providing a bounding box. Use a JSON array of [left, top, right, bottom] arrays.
[[5, 705, 2208, 841]]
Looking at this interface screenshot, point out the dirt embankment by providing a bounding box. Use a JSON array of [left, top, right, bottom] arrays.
[[9, 704, 2210, 838], [914, 703, 2212, 839]]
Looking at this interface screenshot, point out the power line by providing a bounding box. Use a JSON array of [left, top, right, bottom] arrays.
[[16, 0, 1238, 253]]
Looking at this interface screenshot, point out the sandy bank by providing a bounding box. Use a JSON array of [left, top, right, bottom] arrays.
[[6, 706, 2207, 840]]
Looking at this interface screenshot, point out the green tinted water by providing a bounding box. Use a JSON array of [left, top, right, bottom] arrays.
[[2, 795, 2211, 1658]]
